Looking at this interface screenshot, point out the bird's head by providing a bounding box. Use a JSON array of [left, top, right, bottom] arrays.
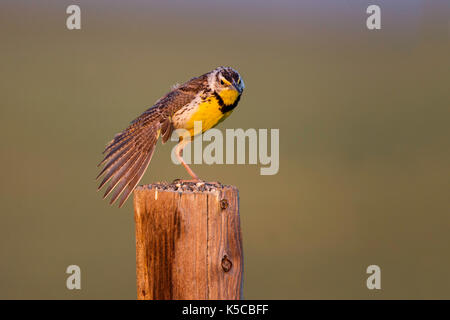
[[209, 66, 245, 106]]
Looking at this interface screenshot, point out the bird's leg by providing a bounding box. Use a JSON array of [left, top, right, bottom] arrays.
[[175, 139, 201, 182]]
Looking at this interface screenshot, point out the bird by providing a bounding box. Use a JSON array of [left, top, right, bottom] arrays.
[[96, 66, 245, 207]]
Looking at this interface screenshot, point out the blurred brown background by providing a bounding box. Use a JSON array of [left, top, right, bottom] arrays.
[[0, 0, 449, 299]]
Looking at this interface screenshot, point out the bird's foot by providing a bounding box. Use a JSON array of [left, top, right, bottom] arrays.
[[172, 179, 222, 187], [172, 178, 203, 185]]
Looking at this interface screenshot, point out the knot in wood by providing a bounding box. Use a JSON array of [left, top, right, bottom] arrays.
[[220, 199, 228, 210], [221, 255, 232, 272]]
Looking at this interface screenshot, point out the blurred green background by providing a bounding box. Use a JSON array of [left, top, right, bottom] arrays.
[[0, 0, 449, 299]]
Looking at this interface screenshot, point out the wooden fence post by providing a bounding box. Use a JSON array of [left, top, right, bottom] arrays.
[[133, 182, 243, 300]]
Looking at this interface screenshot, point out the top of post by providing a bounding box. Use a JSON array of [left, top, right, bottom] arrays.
[[134, 181, 237, 195]]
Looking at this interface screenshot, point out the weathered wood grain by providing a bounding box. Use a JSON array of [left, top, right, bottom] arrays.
[[134, 183, 243, 300]]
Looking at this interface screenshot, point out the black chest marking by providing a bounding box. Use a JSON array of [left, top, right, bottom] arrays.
[[214, 91, 241, 114]]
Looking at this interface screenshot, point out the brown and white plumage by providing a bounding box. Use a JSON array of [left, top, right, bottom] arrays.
[[96, 67, 244, 207]]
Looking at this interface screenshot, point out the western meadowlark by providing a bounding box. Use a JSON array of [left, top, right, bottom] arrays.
[[96, 66, 245, 207]]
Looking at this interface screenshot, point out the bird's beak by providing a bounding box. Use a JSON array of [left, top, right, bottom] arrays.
[[232, 81, 244, 94]]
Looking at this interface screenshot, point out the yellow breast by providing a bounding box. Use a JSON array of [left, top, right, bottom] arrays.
[[219, 88, 240, 105], [173, 89, 240, 138], [186, 96, 227, 136]]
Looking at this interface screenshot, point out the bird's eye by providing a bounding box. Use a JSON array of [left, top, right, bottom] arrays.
[[219, 77, 231, 86]]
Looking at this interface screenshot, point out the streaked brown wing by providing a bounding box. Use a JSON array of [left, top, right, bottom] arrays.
[[97, 107, 161, 207], [96, 80, 204, 207]]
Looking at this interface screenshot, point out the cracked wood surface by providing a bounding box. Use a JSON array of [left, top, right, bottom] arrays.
[[134, 182, 243, 300]]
